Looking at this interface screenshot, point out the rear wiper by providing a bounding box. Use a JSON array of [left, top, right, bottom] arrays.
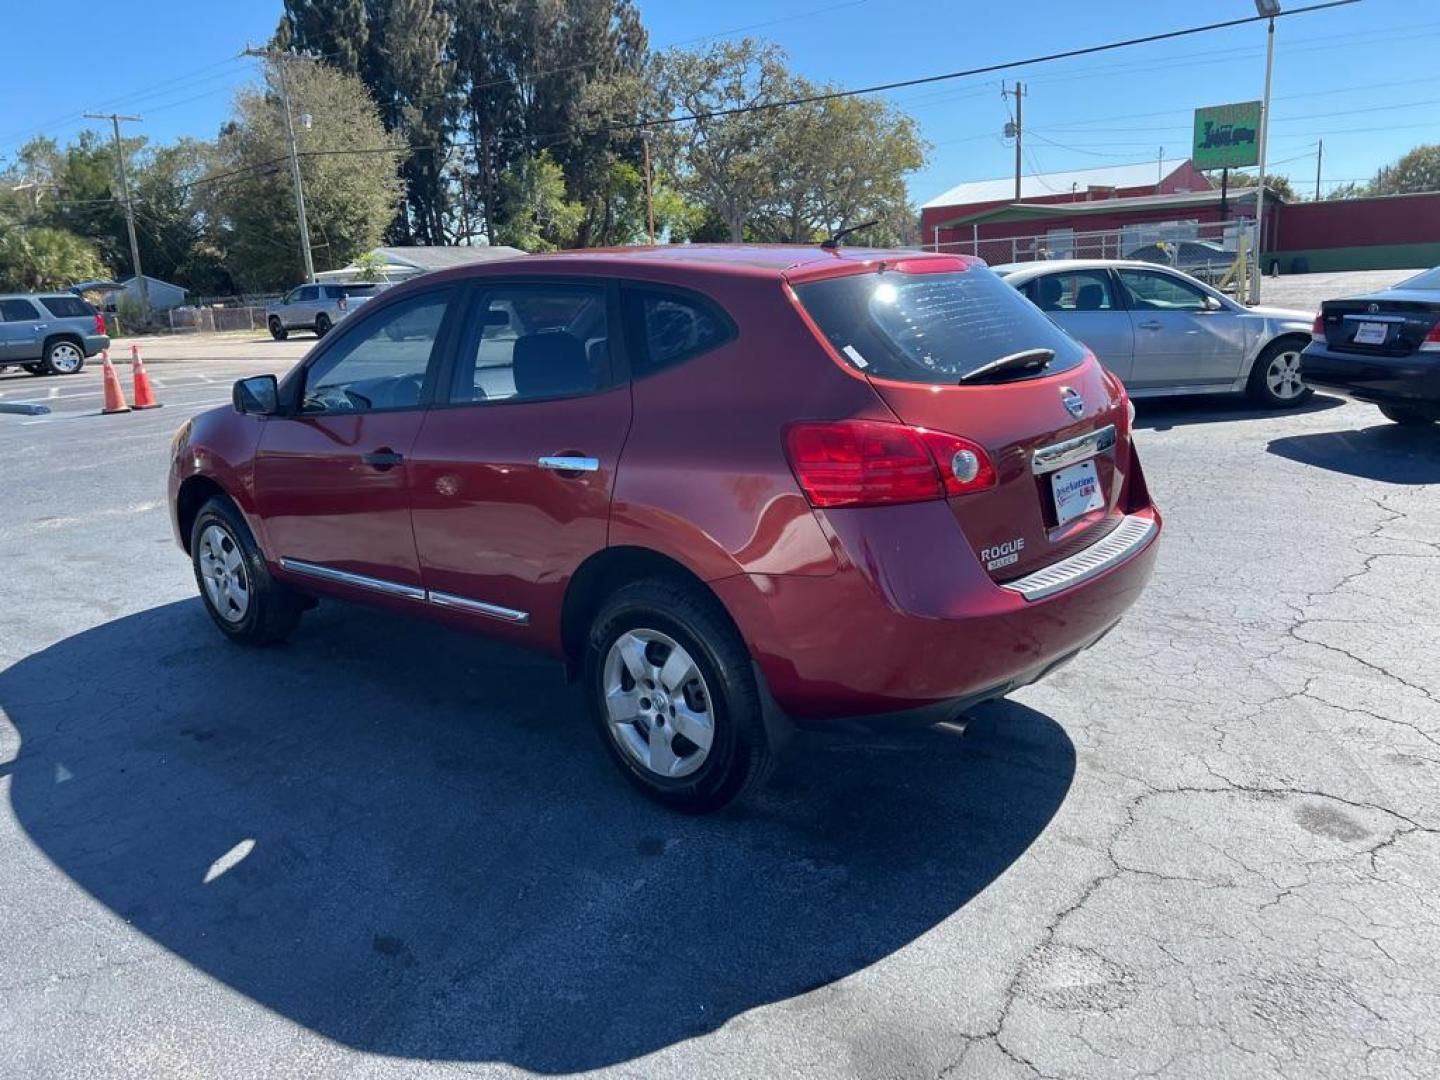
[[957, 348, 1055, 384]]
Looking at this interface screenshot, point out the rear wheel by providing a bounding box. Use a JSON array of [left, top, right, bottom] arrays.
[[1379, 403, 1439, 427], [40, 339, 85, 376], [190, 497, 303, 646], [314, 313, 332, 338], [268, 317, 288, 341], [584, 579, 772, 813], [1248, 338, 1310, 408]]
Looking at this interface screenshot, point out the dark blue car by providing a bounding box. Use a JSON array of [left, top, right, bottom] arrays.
[[1302, 266, 1440, 427]]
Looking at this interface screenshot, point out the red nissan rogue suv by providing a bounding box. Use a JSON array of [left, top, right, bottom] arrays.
[[169, 245, 1160, 811]]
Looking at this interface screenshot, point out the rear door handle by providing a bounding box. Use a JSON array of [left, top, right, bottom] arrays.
[[361, 448, 405, 470], [538, 455, 599, 473]]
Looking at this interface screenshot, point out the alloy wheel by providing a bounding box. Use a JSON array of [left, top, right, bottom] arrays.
[[1266, 350, 1305, 400], [49, 343, 82, 374], [197, 524, 250, 623], [602, 628, 715, 780]]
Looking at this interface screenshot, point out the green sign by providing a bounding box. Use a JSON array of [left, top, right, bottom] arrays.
[[1192, 101, 1262, 170]]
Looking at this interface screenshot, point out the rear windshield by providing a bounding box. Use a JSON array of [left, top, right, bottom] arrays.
[[1395, 267, 1440, 290], [39, 295, 94, 318], [794, 268, 1086, 384]]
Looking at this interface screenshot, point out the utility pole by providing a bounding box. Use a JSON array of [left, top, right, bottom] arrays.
[[1314, 139, 1323, 201], [640, 130, 656, 245], [84, 112, 149, 326], [1250, 4, 1279, 304], [243, 46, 315, 283], [1003, 82, 1025, 202]]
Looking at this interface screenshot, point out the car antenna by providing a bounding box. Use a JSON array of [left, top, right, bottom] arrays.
[[820, 219, 880, 251]]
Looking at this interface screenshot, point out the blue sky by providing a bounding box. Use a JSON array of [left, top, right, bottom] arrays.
[[0, 0, 1432, 205]]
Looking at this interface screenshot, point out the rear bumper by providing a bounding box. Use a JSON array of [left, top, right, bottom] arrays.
[[1301, 344, 1440, 406], [714, 504, 1160, 724], [85, 334, 111, 356]]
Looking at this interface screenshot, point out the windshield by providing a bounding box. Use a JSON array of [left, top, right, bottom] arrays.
[[794, 268, 1087, 384], [1395, 267, 1440, 290]]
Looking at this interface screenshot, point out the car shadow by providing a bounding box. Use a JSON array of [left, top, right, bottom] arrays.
[[1268, 420, 1440, 483], [1132, 391, 1345, 431], [0, 599, 1074, 1073]]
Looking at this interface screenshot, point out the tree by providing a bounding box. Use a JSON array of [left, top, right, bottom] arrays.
[[205, 58, 406, 291], [0, 227, 108, 291], [492, 151, 584, 251], [1205, 171, 1298, 201], [760, 83, 925, 244], [1367, 144, 1440, 196], [659, 39, 793, 242]]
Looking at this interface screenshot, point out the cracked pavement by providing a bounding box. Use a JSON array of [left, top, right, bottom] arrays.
[[1, 362, 1437, 1079]]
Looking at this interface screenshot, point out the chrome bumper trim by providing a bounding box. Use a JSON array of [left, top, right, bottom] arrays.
[[279, 557, 427, 600], [1031, 424, 1117, 475], [1001, 514, 1157, 602]]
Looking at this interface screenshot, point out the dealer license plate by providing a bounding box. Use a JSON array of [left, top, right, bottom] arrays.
[[1354, 321, 1389, 346], [1052, 460, 1104, 526]]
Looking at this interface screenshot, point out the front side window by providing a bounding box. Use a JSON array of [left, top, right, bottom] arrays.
[[795, 268, 1087, 384], [1117, 269, 1210, 312], [301, 289, 451, 414], [449, 284, 607, 403], [1025, 271, 1116, 313], [299, 286, 320, 302], [628, 288, 733, 377], [0, 298, 41, 321]]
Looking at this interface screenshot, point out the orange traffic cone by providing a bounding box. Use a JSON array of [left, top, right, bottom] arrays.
[[100, 350, 131, 415], [130, 343, 161, 409]]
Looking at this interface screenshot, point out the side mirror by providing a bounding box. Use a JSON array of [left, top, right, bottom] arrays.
[[1203, 295, 1223, 311], [233, 374, 281, 416]]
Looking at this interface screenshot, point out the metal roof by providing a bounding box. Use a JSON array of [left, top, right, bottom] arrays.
[[922, 159, 1198, 210], [932, 187, 1266, 229]]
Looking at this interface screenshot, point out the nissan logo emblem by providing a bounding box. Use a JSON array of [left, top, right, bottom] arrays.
[[1367, 302, 1380, 314], [1061, 387, 1084, 418]]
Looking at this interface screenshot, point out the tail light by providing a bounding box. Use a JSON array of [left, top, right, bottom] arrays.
[[1311, 312, 1324, 342], [94, 312, 106, 335], [784, 420, 996, 508], [1422, 321, 1440, 353]]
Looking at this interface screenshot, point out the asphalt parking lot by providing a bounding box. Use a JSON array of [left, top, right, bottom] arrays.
[[1, 338, 1438, 1079]]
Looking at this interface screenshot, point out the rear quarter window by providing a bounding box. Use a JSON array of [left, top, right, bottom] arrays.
[[39, 296, 94, 318], [794, 268, 1086, 384]]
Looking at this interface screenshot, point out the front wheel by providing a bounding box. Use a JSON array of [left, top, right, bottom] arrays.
[[314, 313, 331, 338], [40, 340, 85, 375], [268, 317, 288, 341], [1379, 403, 1439, 427], [1248, 339, 1311, 408], [584, 580, 773, 813], [190, 497, 303, 646]]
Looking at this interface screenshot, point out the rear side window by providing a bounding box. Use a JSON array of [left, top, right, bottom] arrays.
[[626, 287, 734, 377], [39, 296, 93, 318], [1, 298, 41, 321], [795, 269, 1086, 384], [1024, 271, 1117, 312], [448, 284, 608, 403]]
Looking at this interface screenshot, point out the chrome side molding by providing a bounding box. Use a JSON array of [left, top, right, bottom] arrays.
[[1031, 424, 1117, 475], [1001, 514, 1157, 602], [428, 590, 529, 624], [279, 558, 427, 600], [538, 455, 599, 473], [278, 558, 530, 625]]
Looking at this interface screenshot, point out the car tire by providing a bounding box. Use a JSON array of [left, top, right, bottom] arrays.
[[1379, 404, 1439, 427], [314, 313, 331, 338], [1247, 338, 1311, 408], [39, 339, 85, 376], [584, 579, 773, 813], [268, 317, 288, 341], [190, 497, 303, 646]]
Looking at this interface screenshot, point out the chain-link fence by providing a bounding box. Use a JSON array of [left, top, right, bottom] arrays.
[[928, 219, 1256, 281]]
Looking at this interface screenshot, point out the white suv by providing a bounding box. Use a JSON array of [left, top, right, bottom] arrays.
[[265, 283, 382, 341]]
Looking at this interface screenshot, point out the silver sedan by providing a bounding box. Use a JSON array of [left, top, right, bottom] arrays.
[[995, 259, 1314, 407]]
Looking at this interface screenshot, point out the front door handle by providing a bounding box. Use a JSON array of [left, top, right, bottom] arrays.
[[1137, 320, 1163, 331], [538, 455, 599, 474], [361, 448, 405, 470]]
